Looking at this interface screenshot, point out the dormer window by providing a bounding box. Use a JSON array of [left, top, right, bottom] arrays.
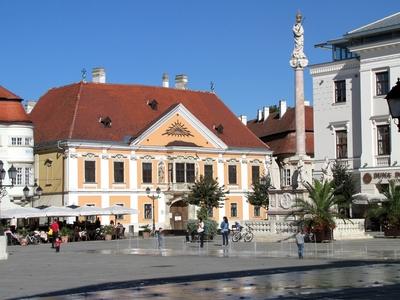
[[214, 124, 224, 134], [99, 116, 112, 128], [147, 99, 158, 110]]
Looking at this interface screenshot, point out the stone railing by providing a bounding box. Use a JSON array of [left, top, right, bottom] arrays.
[[245, 218, 371, 241], [0, 236, 8, 260], [333, 219, 371, 240], [375, 155, 390, 167]]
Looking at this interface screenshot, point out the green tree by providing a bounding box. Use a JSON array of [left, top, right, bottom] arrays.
[[291, 180, 345, 241], [186, 175, 226, 219], [246, 176, 271, 210], [331, 161, 355, 217], [368, 180, 400, 231]]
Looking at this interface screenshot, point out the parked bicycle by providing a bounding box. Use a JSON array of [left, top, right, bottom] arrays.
[[25, 232, 40, 245], [231, 224, 254, 242]]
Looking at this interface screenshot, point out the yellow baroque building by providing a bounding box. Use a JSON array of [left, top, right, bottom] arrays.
[[31, 76, 273, 232]]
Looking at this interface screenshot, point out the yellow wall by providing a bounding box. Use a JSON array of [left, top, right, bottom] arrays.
[[78, 196, 101, 207], [224, 196, 243, 221], [137, 195, 158, 224], [37, 152, 64, 194], [108, 158, 129, 189], [248, 204, 267, 220], [224, 161, 241, 188], [78, 156, 101, 189], [109, 196, 131, 224], [139, 114, 213, 147]]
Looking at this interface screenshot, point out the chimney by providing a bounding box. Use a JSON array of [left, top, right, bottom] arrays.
[[304, 100, 310, 106], [238, 115, 247, 125], [257, 109, 263, 122], [162, 73, 169, 88], [175, 74, 188, 90], [92, 67, 106, 83], [279, 100, 287, 118], [25, 101, 37, 114], [263, 106, 269, 121]]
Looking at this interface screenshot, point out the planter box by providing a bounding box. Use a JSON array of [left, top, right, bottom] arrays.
[[105, 234, 112, 241], [314, 229, 333, 242], [61, 236, 69, 243], [384, 227, 400, 237], [142, 231, 151, 239]]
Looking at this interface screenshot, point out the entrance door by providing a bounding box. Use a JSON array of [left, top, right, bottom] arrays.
[[170, 200, 188, 230]]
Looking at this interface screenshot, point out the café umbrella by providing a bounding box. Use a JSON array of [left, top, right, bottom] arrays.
[[41, 206, 79, 217], [0, 207, 43, 219]]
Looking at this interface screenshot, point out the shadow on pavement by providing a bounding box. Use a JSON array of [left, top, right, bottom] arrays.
[[11, 260, 400, 299]]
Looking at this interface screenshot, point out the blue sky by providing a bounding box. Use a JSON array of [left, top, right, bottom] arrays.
[[1, 1, 399, 119]]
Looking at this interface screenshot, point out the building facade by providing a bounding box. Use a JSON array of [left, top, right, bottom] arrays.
[[30, 71, 275, 231], [0, 86, 35, 209], [310, 12, 400, 197]]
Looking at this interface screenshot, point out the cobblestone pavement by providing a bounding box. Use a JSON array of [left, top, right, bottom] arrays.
[[2, 237, 400, 299]]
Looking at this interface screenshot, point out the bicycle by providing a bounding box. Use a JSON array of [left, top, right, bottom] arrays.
[[25, 233, 40, 245], [231, 225, 254, 242]]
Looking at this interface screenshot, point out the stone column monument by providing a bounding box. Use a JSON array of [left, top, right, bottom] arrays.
[[290, 11, 308, 156], [289, 12, 311, 189]]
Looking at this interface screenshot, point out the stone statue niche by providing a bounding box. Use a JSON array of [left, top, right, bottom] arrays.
[[158, 161, 165, 184]]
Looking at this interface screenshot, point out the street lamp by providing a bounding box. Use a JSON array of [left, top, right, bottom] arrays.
[[146, 186, 161, 232], [22, 182, 43, 206], [0, 160, 17, 217], [386, 78, 400, 132]]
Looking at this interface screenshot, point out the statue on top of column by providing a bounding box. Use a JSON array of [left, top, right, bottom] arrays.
[[290, 11, 308, 69]]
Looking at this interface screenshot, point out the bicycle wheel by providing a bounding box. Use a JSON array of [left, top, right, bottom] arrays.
[[243, 232, 254, 242], [231, 232, 241, 242]]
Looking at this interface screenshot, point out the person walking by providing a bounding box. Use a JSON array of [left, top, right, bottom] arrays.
[[197, 217, 205, 248], [157, 227, 164, 249], [295, 229, 305, 259], [220, 216, 229, 247], [50, 218, 60, 249], [54, 235, 62, 253]]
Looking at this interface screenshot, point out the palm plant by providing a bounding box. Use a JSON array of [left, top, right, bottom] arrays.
[[368, 180, 400, 234], [292, 180, 345, 241]]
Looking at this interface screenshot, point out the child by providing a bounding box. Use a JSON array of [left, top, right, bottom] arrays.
[[55, 235, 62, 253]]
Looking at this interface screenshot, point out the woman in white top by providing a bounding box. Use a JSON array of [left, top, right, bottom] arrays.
[[197, 217, 205, 248]]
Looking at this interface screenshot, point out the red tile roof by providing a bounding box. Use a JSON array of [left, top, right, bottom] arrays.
[[247, 106, 314, 156], [30, 82, 268, 150], [0, 86, 21, 100], [0, 85, 31, 123]]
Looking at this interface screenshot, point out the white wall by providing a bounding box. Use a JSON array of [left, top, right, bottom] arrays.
[[0, 124, 34, 208]]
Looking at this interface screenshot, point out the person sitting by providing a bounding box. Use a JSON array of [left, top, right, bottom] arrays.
[[4, 227, 20, 245]]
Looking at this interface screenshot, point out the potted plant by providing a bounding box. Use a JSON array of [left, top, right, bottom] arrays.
[[103, 225, 114, 240], [368, 180, 400, 237], [17, 227, 29, 246], [291, 180, 346, 242], [60, 227, 72, 243], [140, 225, 151, 238]]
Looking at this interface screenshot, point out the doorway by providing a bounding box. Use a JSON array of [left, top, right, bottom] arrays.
[[170, 200, 188, 230]]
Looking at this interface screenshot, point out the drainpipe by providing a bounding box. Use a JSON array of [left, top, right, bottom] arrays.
[[57, 141, 66, 206]]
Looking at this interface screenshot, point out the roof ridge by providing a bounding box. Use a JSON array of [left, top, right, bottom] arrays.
[[68, 82, 84, 139], [347, 11, 400, 34]]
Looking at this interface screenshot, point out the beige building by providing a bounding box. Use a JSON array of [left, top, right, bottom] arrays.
[[30, 71, 274, 232]]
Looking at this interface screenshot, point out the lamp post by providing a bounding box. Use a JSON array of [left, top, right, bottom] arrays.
[[386, 78, 400, 132], [22, 182, 43, 207], [0, 160, 17, 218], [146, 186, 161, 232]]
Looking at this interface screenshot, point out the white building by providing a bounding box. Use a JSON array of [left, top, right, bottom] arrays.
[[310, 12, 400, 198], [0, 86, 35, 209]]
